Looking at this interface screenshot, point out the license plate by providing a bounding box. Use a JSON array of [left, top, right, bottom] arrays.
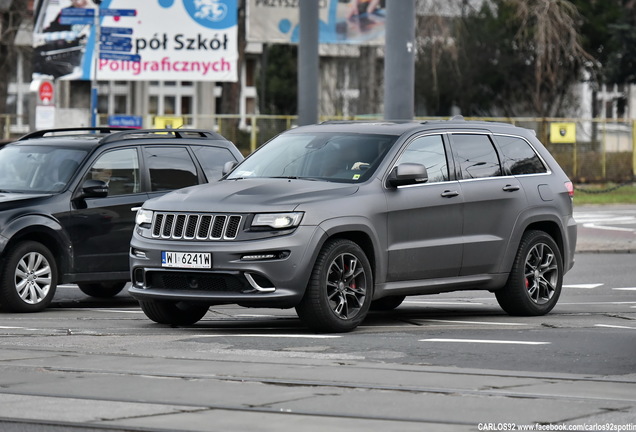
[[161, 251, 211, 269]]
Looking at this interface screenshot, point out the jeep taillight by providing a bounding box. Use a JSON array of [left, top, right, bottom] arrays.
[[565, 181, 574, 198]]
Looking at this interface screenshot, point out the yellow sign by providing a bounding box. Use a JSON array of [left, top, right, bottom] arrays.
[[550, 122, 576, 143], [154, 116, 184, 130]]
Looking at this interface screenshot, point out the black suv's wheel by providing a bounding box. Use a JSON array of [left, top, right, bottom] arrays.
[[139, 300, 209, 325], [496, 230, 563, 316], [370, 295, 406, 311], [296, 239, 373, 333], [78, 282, 126, 298], [0, 241, 57, 312]]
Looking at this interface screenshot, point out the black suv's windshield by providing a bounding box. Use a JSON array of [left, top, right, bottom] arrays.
[[0, 145, 87, 193], [227, 132, 396, 183]]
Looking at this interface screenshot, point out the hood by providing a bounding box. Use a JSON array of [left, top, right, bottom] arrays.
[[0, 192, 53, 204], [146, 178, 359, 212]]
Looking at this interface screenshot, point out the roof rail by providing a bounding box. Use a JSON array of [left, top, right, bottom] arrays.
[[18, 127, 132, 141], [99, 129, 225, 144]]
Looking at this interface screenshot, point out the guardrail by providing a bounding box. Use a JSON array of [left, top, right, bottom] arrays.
[[2, 113, 634, 183]]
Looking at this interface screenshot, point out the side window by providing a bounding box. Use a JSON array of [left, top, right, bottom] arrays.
[[396, 135, 449, 183], [191, 146, 239, 181], [144, 146, 198, 192], [451, 134, 502, 179], [86, 148, 140, 196], [494, 135, 547, 175]]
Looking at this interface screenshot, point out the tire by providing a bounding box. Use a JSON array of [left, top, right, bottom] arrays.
[[139, 300, 209, 325], [0, 241, 58, 312], [78, 282, 126, 298], [296, 239, 373, 333], [495, 230, 563, 316], [370, 295, 406, 311]]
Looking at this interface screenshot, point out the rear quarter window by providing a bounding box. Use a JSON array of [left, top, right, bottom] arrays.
[[494, 135, 547, 175]]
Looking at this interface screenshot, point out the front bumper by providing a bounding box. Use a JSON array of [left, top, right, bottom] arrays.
[[128, 225, 324, 308]]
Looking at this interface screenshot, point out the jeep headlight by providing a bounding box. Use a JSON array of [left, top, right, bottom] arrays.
[[252, 212, 303, 229], [135, 208, 154, 226]]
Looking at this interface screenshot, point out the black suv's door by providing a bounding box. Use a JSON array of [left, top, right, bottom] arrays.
[[384, 134, 463, 281], [70, 147, 148, 276], [448, 133, 528, 276]]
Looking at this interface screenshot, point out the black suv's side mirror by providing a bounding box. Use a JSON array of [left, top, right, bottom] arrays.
[[222, 160, 238, 175], [387, 163, 429, 188], [77, 179, 109, 199]]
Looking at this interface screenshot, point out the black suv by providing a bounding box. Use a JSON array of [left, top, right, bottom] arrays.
[[0, 127, 242, 312], [130, 119, 577, 332]]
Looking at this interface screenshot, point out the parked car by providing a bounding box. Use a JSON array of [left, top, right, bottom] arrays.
[[0, 127, 243, 312], [129, 119, 577, 332]]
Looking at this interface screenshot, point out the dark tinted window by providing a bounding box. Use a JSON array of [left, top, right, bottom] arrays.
[[144, 147, 198, 191], [191, 146, 239, 181], [85, 148, 140, 196], [494, 135, 547, 175], [451, 134, 502, 179], [397, 134, 449, 183]]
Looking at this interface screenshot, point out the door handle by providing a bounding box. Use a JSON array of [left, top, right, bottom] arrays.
[[441, 190, 460, 198], [502, 184, 520, 192]]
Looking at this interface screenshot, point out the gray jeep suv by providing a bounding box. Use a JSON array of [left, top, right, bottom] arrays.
[[129, 119, 577, 332]]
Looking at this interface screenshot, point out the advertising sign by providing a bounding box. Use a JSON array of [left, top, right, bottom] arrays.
[[33, 0, 238, 82], [247, 0, 386, 45]]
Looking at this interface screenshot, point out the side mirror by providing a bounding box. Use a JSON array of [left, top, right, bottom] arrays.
[[77, 179, 109, 199], [386, 163, 429, 187], [222, 160, 238, 176]]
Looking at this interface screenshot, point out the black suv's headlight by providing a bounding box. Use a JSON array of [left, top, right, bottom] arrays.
[[251, 212, 303, 229], [135, 208, 154, 226]]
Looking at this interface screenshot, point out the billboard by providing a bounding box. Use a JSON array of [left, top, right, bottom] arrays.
[[33, 0, 238, 82], [247, 0, 386, 45]]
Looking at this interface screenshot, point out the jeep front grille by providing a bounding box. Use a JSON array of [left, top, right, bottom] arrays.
[[152, 213, 242, 240]]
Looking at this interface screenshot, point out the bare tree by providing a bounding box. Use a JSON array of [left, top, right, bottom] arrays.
[[508, 0, 593, 116], [0, 0, 28, 114]]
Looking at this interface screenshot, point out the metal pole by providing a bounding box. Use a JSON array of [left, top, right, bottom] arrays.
[[384, 0, 415, 120], [298, 0, 319, 126]]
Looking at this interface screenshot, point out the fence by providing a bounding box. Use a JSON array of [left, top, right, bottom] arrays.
[[2, 113, 635, 183]]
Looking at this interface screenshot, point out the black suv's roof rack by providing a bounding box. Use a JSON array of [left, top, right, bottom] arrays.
[[18, 127, 132, 141], [99, 129, 225, 144], [100, 129, 227, 144]]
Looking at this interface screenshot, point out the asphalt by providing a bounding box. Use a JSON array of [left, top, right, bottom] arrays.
[[573, 204, 636, 253]]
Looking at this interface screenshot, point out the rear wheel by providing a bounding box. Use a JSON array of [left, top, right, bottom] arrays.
[[0, 241, 57, 312], [496, 230, 563, 316], [296, 239, 373, 333], [78, 282, 126, 298], [139, 300, 209, 325]]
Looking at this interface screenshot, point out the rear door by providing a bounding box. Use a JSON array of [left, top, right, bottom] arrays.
[[448, 133, 528, 276]]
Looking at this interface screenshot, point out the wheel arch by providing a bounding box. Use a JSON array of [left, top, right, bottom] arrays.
[[1, 216, 72, 284], [501, 215, 565, 274], [317, 218, 381, 285]]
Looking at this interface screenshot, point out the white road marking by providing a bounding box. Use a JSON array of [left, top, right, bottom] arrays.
[[595, 324, 636, 330], [195, 334, 342, 339], [420, 319, 527, 326], [419, 338, 549, 345], [563, 284, 604, 289], [404, 301, 485, 306], [613, 287, 636, 291]]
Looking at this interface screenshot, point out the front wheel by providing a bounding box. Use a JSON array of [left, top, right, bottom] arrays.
[[0, 241, 58, 312], [139, 300, 209, 325], [296, 239, 373, 333], [78, 282, 126, 298], [496, 230, 563, 316]]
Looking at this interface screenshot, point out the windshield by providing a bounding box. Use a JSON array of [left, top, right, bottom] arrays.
[[227, 132, 396, 183], [0, 145, 88, 193]]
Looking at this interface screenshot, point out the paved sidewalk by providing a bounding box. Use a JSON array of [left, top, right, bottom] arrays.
[[574, 204, 636, 253]]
